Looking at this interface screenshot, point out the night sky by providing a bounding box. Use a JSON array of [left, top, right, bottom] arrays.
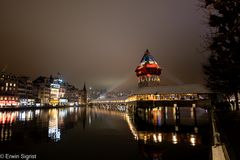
[[0, 0, 209, 90]]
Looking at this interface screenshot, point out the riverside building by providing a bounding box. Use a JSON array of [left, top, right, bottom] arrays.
[[0, 72, 19, 107]]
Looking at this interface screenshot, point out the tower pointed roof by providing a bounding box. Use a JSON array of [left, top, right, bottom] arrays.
[[83, 82, 86, 91], [139, 49, 159, 66], [135, 49, 161, 77]]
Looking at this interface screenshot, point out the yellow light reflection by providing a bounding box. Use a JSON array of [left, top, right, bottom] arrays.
[[172, 133, 178, 144], [158, 133, 162, 142], [153, 134, 157, 143], [48, 109, 61, 142], [190, 134, 196, 146]]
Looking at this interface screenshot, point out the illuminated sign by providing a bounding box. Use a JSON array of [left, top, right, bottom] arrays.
[[50, 100, 59, 103], [0, 100, 18, 106], [51, 88, 59, 93], [50, 84, 60, 89], [59, 99, 68, 103]]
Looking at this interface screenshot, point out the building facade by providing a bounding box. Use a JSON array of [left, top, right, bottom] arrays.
[[64, 84, 79, 106], [33, 76, 51, 106], [0, 72, 87, 107], [0, 72, 19, 107], [17, 76, 35, 106]]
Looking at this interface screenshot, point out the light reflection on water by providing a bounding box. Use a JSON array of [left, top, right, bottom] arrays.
[[125, 108, 204, 146], [125, 106, 210, 160], [48, 109, 60, 142], [0, 106, 210, 160], [0, 107, 209, 143]]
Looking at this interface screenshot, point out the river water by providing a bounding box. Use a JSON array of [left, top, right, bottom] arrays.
[[0, 106, 211, 160]]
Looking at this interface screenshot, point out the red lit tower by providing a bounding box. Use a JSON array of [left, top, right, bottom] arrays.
[[135, 49, 162, 88]]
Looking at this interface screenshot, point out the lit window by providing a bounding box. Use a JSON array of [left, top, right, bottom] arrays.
[[10, 83, 12, 86], [5, 87, 8, 91], [4, 97, 7, 100], [6, 83, 8, 86], [9, 87, 12, 91], [13, 83, 16, 87], [0, 97, 2, 100]]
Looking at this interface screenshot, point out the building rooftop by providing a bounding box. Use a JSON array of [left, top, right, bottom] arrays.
[[132, 84, 211, 95], [139, 49, 159, 66], [135, 49, 161, 78]]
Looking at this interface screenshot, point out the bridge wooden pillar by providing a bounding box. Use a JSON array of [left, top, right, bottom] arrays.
[[163, 106, 167, 125], [192, 104, 198, 133], [174, 104, 180, 131]]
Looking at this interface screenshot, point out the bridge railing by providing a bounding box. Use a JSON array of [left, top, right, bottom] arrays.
[[211, 109, 230, 160]]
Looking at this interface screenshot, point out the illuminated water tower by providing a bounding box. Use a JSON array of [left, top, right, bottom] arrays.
[[135, 49, 162, 88]]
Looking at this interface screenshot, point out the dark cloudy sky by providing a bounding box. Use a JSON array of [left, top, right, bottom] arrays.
[[0, 0, 209, 90]]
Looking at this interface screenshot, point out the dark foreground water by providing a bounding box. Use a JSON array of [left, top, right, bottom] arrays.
[[0, 106, 211, 160]]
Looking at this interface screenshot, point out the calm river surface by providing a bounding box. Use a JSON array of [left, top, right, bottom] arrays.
[[0, 106, 211, 160]]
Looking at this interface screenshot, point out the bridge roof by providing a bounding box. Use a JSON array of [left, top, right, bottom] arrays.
[[90, 96, 128, 103], [132, 84, 211, 95]]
